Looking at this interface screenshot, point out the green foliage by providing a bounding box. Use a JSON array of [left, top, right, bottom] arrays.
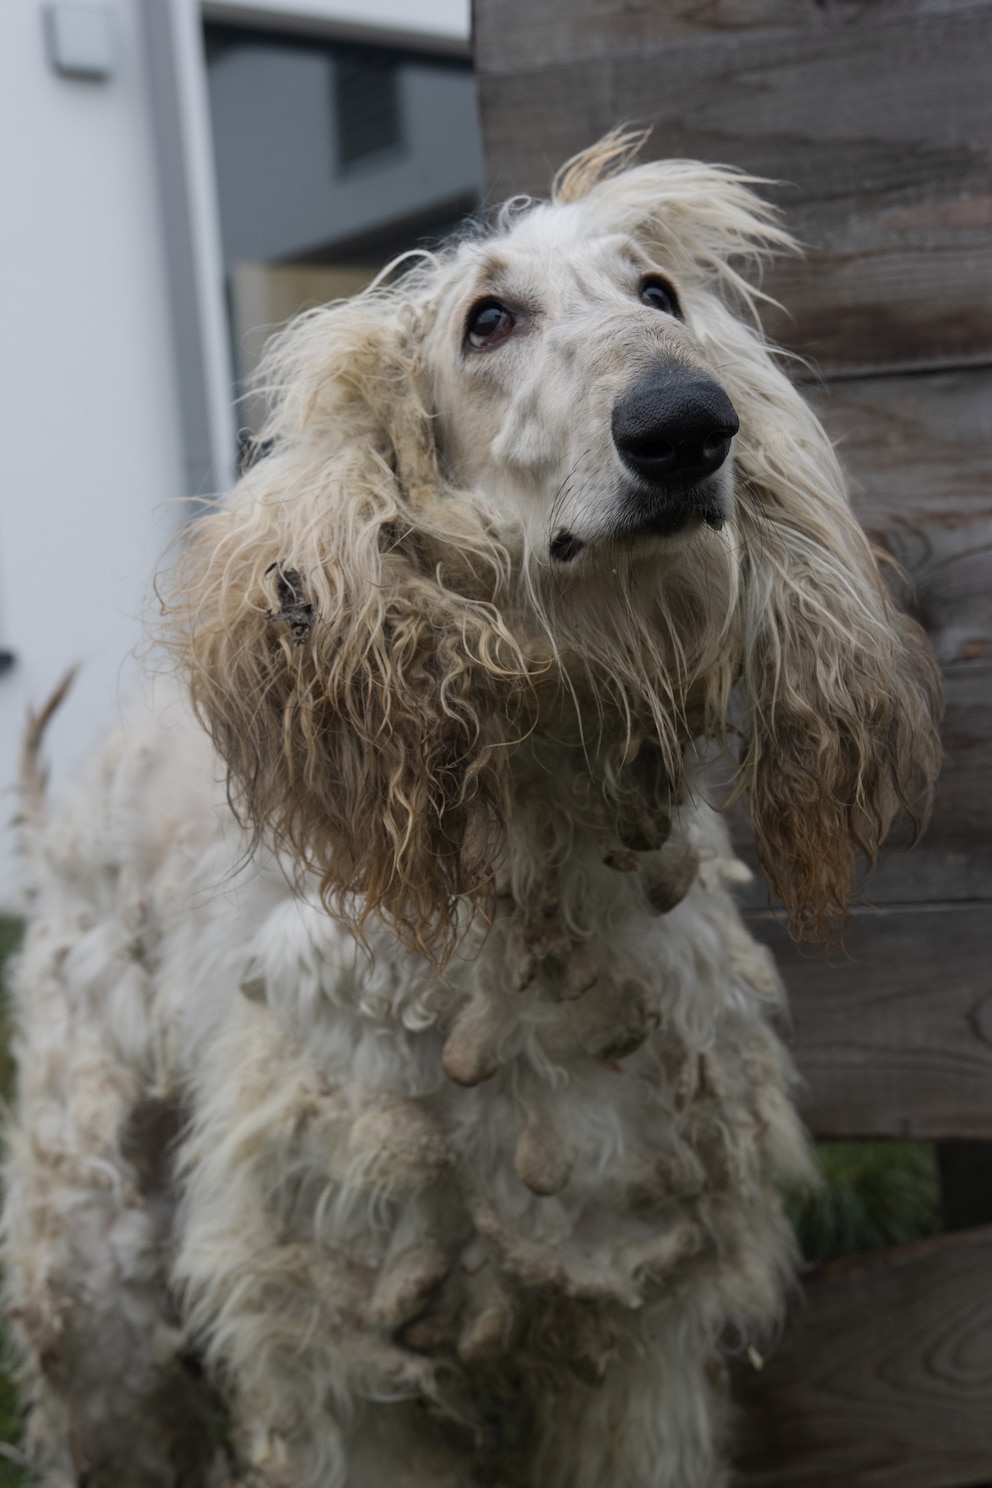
[[787, 1141, 942, 1266], [0, 921, 19, 968], [0, 918, 21, 1105]]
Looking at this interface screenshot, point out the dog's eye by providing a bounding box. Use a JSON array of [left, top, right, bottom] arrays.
[[640, 277, 680, 318], [466, 299, 516, 349]]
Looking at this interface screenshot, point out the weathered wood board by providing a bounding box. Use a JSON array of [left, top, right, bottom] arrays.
[[475, 0, 986, 69], [476, 2, 992, 374], [810, 369, 992, 526], [753, 906, 992, 1140], [733, 1226, 992, 1487]]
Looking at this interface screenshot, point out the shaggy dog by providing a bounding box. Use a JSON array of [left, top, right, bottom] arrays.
[[3, 135, 941, 1487]]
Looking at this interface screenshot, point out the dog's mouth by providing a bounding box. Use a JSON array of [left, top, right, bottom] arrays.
[[548, 480, 726, 564], [618, 480, 727, 541]]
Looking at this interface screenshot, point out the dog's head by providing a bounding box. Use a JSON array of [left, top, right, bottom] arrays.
[[427, 211, 740, 561], [423, 139, 808, 575], [168, 134, 941, 959]]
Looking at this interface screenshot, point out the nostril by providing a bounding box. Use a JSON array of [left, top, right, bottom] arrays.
[[550, 529, 585, 563], [703, 432, 730, 462], [627, 436, 675, 464]]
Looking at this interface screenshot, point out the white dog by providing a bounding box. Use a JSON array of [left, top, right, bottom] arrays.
[[3, 135, 941, 1487]]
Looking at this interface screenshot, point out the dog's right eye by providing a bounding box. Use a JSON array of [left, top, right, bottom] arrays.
[[641, 276, 681, 317], [466, 300, 516, 349]]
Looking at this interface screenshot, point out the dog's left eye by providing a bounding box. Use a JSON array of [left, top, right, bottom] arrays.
[[640, 277, 680, 317], [466, 299, 516, 349]]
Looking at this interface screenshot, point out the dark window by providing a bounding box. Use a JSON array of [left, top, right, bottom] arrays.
[[334, 52, 402, 171]]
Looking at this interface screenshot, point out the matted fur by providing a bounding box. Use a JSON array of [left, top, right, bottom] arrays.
[[3, 134, 941, 1487]]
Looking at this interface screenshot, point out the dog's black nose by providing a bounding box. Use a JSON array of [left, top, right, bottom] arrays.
[[612, 371, 739, 485]]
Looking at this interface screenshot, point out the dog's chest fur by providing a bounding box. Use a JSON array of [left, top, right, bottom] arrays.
[[42, 695, 791, 1402], [28, 688, 807, 1423]]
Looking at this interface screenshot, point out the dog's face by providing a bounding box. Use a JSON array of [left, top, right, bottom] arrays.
[[429, 218, 739, 567]]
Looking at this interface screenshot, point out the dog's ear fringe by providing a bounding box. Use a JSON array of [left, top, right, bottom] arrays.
[[740, 583, 942, 943], [157, 273, 545, 966], [732, 447, 942, 942], [161, 447, 543, 967], [674, 292, 943, 941]]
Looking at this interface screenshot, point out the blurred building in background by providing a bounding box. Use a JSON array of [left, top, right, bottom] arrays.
[[0, 0, 478, 905]]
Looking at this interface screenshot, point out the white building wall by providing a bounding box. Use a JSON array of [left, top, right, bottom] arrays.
[[0, 1, 190, 908], [0, 0, 472, 911]]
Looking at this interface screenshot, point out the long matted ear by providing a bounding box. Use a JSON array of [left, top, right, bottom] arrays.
[[710, 307, 943, 938], [166, 292, 529, 960]]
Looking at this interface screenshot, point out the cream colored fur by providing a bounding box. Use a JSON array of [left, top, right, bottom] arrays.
[[3, 135, 941, 1487]]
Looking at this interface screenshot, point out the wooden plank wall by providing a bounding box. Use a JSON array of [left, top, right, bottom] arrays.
[[474, 0, 992, 1144], [474, 4, 992, 1482], [735, 1227, 992, 1488]]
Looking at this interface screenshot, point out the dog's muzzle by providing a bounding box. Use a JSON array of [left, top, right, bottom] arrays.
[[611, 369, 739, 535]]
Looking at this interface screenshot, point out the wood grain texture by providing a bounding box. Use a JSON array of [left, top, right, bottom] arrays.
[[748, 906, 992, 1139], [474, 0, 982, 70], [734, 1226, 992, 1486], [809, 369, 992, 522], [476, 5, 992, 373]]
